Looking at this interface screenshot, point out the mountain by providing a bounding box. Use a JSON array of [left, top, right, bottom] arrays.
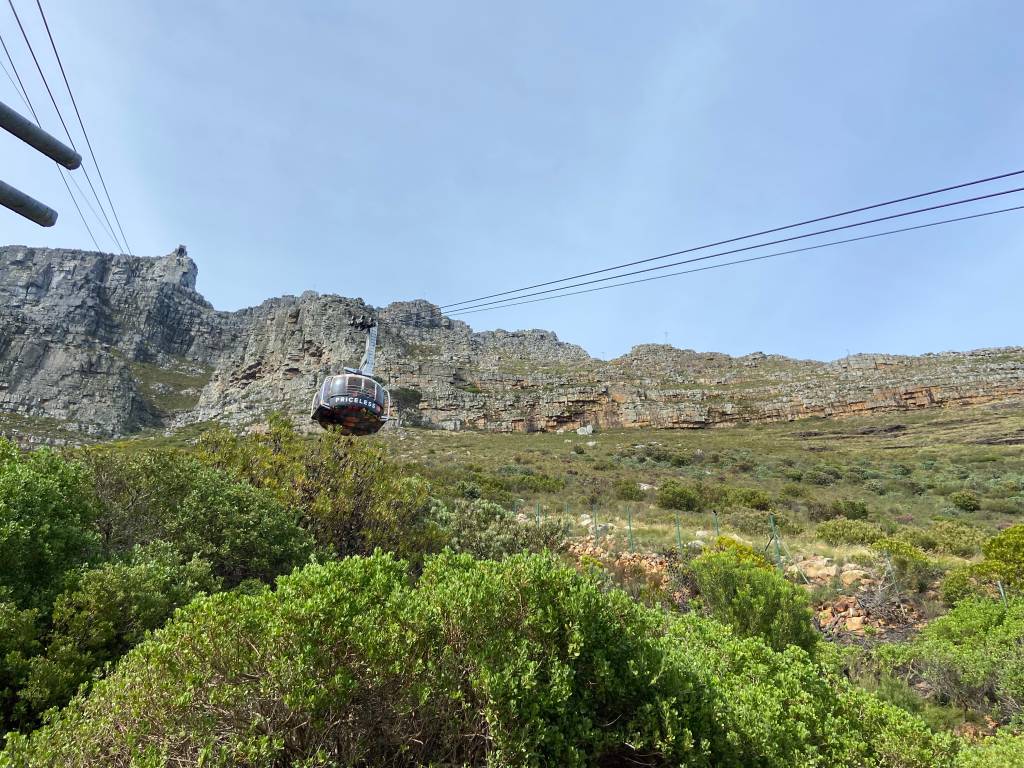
[[1, 244, 1022, 444]]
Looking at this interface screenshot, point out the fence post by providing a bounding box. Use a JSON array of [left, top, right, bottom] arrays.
[[675, 512, 683, 551], [998, 580, 1008, 609], [592, 503, 599, 545], [627, 505, 634, 552], [769, 513, 783, 573], [535, 502, 541, 526]]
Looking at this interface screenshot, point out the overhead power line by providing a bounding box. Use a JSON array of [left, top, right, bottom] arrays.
[[6, 0, 122, 251], [449, 204, 1024, 316], [447, 185, 1024, 313], [35, 0, 132, 255], [440, 169, 1024, 310], [0, 27, 100, 248]]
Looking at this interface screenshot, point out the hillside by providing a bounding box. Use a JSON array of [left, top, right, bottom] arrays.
[[2, 402, 1023, 765], [2, 244, 1023, 445], [2, 246, 1023, 763]]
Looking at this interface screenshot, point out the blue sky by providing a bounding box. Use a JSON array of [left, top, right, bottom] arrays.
[[2, 1, 1022, 361]]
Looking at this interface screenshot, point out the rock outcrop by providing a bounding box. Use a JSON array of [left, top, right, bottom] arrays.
[[1, 245, 1022, 443]]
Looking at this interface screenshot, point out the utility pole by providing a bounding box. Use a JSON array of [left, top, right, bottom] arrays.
[[0, 99, 82, 227]]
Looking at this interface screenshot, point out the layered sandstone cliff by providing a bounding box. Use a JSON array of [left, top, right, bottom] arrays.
[[1, 245, 1022, 443]]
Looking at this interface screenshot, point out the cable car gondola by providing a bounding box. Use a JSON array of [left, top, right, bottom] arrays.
[[311, 317, 391, 436]]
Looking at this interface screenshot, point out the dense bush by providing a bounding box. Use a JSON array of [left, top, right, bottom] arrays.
[[727, 487, 772, 510], [2, 553, 715, 766], [817, 517, 884, 546], [805, 465, 842, 486], [722, 508, 802, 537], [831, 499, 870, 520], [879, 597, 1024, 723], [623, 444, 693, 467], [807, 498, 870, 522], [18, 544, 218, 720], [0, 441, 99, 610], [429, 498, 563, 559], [81, 446, 313, 586], [613, 478, 645, 501], [687, 545, 819, 654], [665, 616, 956, 768], [196, 418, 436, 559], [656, 479, 702, 511], [938, 524, 1024, 605], [2, 552, 960, 768], [928, 520, 987, 557], [980, 524, 1024, 589], [873, 537, 938, 593], [0, 598, 38, 733], [940, 566, 994, 606], [954, 731, 1024, 767], [949, 490, 982, 512]]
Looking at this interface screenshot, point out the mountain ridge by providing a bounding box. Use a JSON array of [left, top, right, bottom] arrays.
[[1, 244, 1022, 443]]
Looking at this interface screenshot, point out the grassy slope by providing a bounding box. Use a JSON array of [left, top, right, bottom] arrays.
[[381, 401, 1024, 558]]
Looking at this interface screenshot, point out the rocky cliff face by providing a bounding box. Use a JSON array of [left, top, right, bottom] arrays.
[[2, 245, 1023, 444]]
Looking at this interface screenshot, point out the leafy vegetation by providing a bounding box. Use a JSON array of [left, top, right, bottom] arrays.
[[3, 552, 962, 767], [2, 401, 1024, 763], [685, 541, 819, 653], [817, 517, 884, 546], [879, 597, 1024, 724]]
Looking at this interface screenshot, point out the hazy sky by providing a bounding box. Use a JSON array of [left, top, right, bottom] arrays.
[[2, 1, 1022, 360]]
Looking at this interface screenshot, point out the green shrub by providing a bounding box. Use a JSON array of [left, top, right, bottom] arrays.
[[879, 597, 1024, 723], [981, 524, 1024, 589], [949, 490, 982, 512], [873, 537, 938, 593], [723, 508, 803, 537], [805, 496, 870, 523], [982, 497, 1024, 515], [688, 547, 819, 654], [805, 465, 842, 486], [613, 479, 645, 501], [830, 499, 870, 520], [929, 520, 987, 558], [0, 441, 99, 610], [816, 517, 884, 547], [897, 527, 939, 552], [865, 479, 887, 495], [780, 482, 805, 498], [82, 445, 314, 583], [940, 525, 1024, 605], [0, 597, 39, 734], [954, 732, 1024, 768], [940, 565, 993, 606], [2, 553, 958, 768], [454, 479, 482, 499], [656, 480, 702, 511], [728, 487, 773, 511], [430, 499, 563, 559], [196, 420, 436, 560], [666, 616, 955, 768], [18, 543, 219, 719], [1, 553, 718, 766]]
